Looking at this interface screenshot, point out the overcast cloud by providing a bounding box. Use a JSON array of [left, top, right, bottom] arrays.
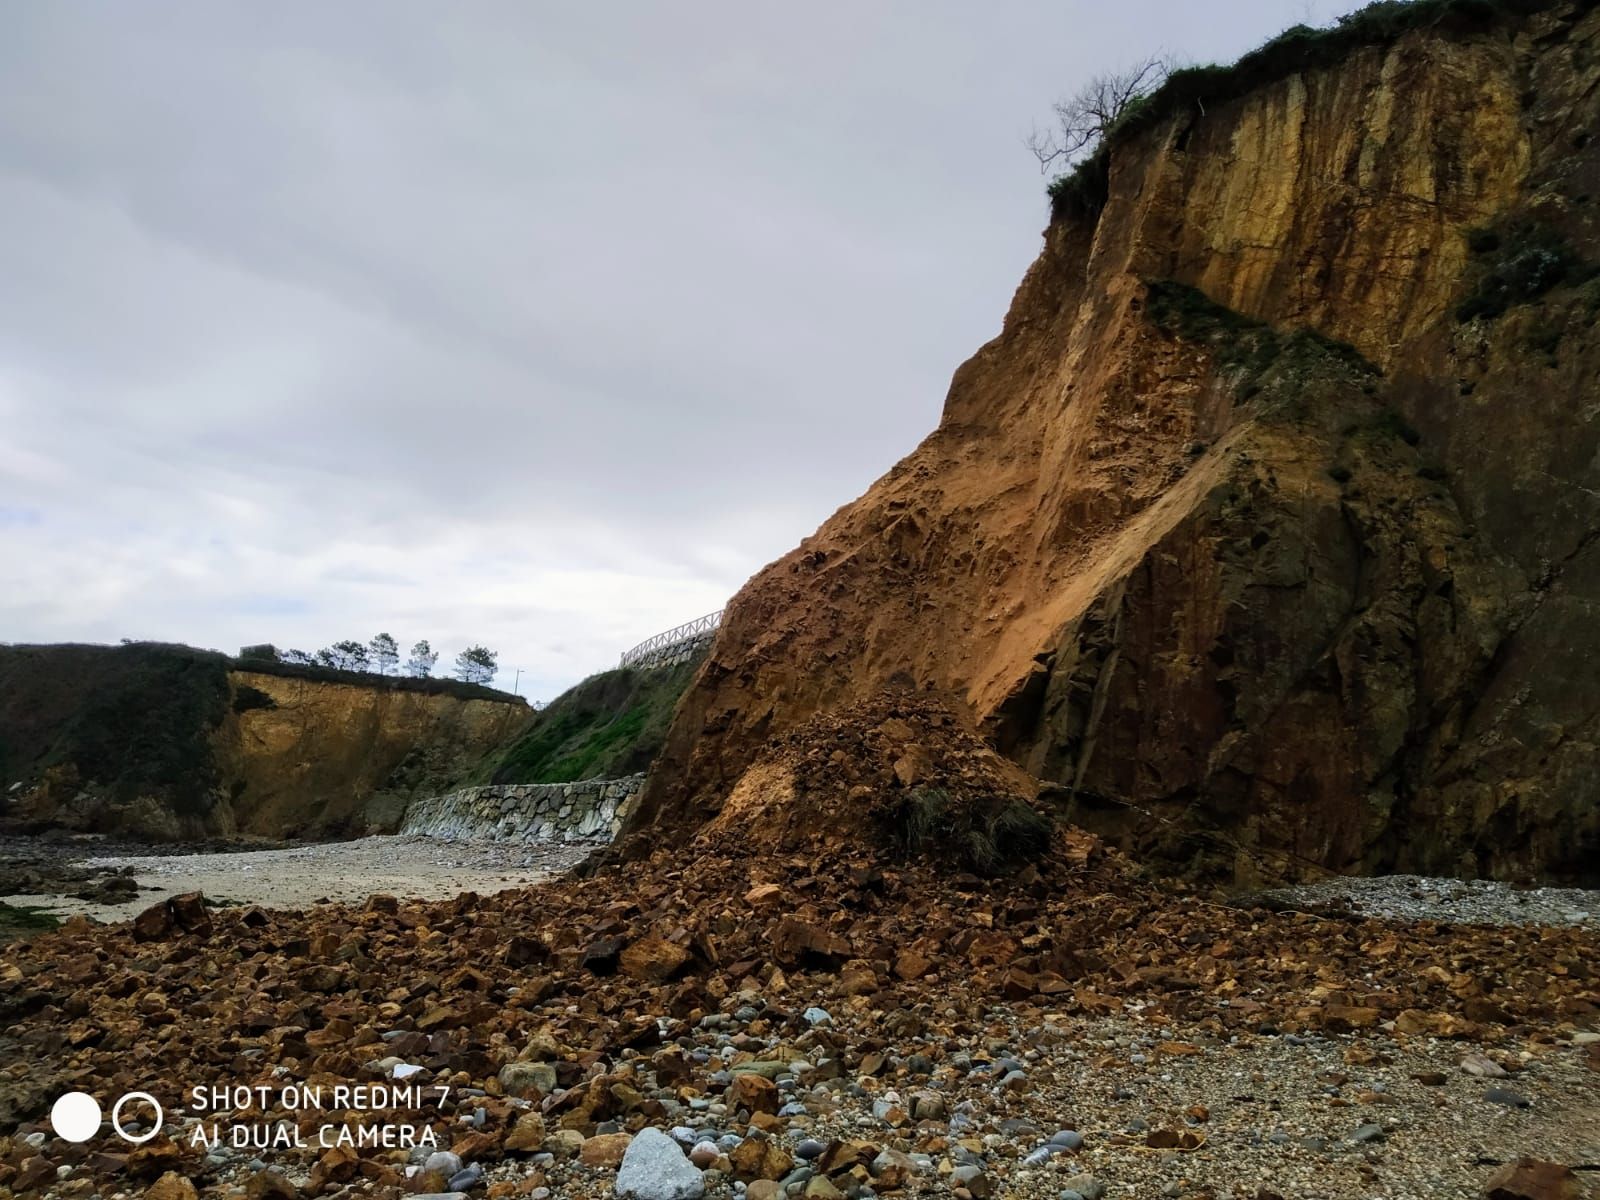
[[1, 0, 1353, 699]]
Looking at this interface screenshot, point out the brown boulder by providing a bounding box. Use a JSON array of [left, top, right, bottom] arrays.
[[620, 936, 690, 982], [579, 1132, 633, 1167], [505, 1110, 547, 1153], [729, 1135, 794, 1181], [730, 1072, 780, 1115], [1484, 1160, 1579, 1200], [168, 891, 212, 935], [145, 1173, 198, 1200]]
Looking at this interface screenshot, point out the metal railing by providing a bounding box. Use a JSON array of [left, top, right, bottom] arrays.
[[619, 609, 723, 669]]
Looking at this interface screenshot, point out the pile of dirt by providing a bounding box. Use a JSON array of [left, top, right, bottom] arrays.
[[630, 0, 1600, 884], [683, 692, 1052, 875]]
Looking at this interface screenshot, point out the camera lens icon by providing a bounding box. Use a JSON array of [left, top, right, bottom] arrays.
[[50, 1092, 101, 1143], [50, 1091, 164, 1144]]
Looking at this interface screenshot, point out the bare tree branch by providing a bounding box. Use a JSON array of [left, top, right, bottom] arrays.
[[1028, 56, 1170, 173]]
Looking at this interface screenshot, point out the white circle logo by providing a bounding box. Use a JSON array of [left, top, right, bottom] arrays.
[[111, 1092, 163, 1144], [50, 1092, 103, 1143]]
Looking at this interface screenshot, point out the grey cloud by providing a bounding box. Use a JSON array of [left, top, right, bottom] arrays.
[[1, 0, 1357, 699]]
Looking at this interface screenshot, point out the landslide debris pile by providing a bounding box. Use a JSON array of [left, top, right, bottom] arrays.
[[1, 828, 1595, 1197], [682, 694, 1052, 876], [631, 0, 1600, 884]]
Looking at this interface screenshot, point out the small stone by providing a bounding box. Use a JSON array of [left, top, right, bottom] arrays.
[[545, 1129, 584, 1159], [1461, 1054, 1508, 1079], [950, 1164, 991, 1198], [425, 1151, 464, 1178], [1484, 1087, 1532, 1108], [447, 1165, 483, 1191], [580, 1132, 633, 1168], [1061, 1175, 1105, 1200], [795, 1139, 827, 1160], [506, 1111, 546, 1153], [146, 1173, 198, 1200], [689, 1141, 720, 1168], [1049, 1130, 1084, 1152], [1352, 1123, 1385, 1143], [803, 1007, 832, 1026]]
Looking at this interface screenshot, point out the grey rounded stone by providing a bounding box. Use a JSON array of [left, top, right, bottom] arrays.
[[615, 1127, 706, 1200]]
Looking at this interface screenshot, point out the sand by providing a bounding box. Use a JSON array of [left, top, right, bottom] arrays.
[[7, 834, 598, 923]]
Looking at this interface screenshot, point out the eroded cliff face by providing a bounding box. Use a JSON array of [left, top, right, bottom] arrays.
[[632, 2, 1600, 882], [217, 671, 531, 837], [0, 645, 530, 839]]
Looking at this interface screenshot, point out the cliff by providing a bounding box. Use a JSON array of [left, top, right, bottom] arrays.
[[630, 0, 1600, 882], [0, 643, 530, 838]]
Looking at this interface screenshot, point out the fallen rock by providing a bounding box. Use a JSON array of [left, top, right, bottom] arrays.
[[145, 1172, 198, 1200], [1484, 1159, 1580, 1200], [615, 1126, 706, 1200], [620, 936, 690, 982], [581, 1132, 634, 1168]]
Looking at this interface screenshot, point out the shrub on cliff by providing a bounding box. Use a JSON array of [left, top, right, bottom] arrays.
[[1047, 0, 1568, 222]]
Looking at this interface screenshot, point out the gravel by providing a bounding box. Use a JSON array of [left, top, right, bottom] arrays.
[[4, 834, 598, 922], [1252, 873, 1600, 928]]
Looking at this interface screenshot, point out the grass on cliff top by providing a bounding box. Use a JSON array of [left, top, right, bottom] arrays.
[[1050, 0, 1564, 221]]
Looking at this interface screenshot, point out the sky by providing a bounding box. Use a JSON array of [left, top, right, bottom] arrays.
[[0, 0, 1356, 701]]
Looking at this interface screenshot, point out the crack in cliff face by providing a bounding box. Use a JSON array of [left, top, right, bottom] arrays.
[[631, 1, 1600, 883]]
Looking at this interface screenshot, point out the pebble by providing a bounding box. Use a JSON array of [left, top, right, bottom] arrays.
[[1483, 1087, 1531, 1108], [689, 1142, 720, 1168], [423, 1151, 463, 1178], [1352, 1123, 1385, 1143], [446, 1165, 482, 1191]]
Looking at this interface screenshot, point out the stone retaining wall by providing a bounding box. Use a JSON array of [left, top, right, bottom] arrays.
[[629, 631, 715, 672], [399, 774, 645, 842]]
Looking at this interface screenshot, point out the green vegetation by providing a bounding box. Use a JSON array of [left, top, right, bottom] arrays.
[[34, 643, 233, 816], [230, 683, 276, 714], [1455, 221, 1596, 321], [0, 640, 527, 825], [1049, 0, 1562, 221], [483, 654, 706, 785], [234, 655, 521, 703], [1144, 279, 1377, 395], [889, 787, 1056, 876], [0, 901, 60, 943]]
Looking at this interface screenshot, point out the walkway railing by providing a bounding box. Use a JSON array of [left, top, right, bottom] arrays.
[[619, 609, 723, 669]]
